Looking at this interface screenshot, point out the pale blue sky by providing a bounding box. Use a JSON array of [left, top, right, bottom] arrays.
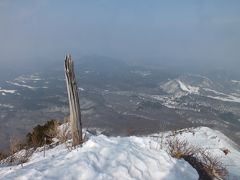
[[0, 0, 240, 70]]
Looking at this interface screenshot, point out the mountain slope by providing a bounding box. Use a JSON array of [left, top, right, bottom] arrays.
[[1, 127, 240, 180], [1, 136, 197, 180]]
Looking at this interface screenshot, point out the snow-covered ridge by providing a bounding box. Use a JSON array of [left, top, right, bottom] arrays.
[[161, 74, 240, 103], [161, 79, 199, 96], [0, 127, 239, 180], [177, 80, 199, 94]]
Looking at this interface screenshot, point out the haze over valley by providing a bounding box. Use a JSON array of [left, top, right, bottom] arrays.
[[0, 56, 240, 151]]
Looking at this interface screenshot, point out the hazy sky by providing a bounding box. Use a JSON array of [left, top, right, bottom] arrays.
[[0, 0, 240, 69]]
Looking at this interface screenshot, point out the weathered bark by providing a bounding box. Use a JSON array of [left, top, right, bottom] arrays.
[[64, 55, 82, 146]]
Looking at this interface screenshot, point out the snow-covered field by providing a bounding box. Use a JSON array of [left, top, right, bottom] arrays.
[[0, 127, 239, 180]]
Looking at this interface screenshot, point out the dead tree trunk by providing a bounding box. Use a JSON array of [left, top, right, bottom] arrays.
[[64, 54, 82, 146]]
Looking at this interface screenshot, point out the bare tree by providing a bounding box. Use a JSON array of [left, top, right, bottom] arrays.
[[64, 55, 83, 146]]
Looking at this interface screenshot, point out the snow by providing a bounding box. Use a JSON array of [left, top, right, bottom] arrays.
[[231, 80, 240, 84], [161, 80, 199, 97], [0, 103, 14, 108], [131, 70, 151, 77], [161, 78, 240, 104], [206, 95, 240, 103], [43, 106, 69, 113], [161, 80, 181, 94], [0, 136, 197, 180], [203, 88, 240, 103], [15, 75, 43, 82], [159, 80, 201, 110], [177, 80, 199, 94], [6, 77, 48, 90], [6, 81, 37, 90], [172, 127, 240, 179], [78, 87, 84, 91], [0, 127, 240, 180], [0, 87, 16, 95]]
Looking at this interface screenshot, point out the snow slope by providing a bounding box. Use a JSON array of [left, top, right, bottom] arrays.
[[0, 137, 197, 180], [172, 127, 240, 179], [177, 80, 199, 94], [160, 79, 199, 97], [0, 127, 239, 180]]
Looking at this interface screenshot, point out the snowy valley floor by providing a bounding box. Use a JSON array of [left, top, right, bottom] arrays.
[[0, 127, 240, 180]]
